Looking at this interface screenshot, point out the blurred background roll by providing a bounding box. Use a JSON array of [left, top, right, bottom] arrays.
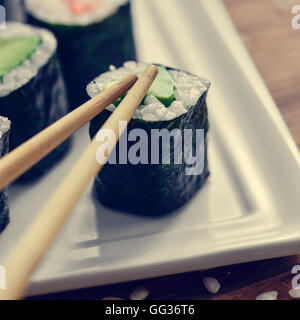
[[25, 0, 137, 109], [0, 22, 70, 181]]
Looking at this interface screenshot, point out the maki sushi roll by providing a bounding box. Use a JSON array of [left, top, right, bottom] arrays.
[[0, 22, 70, 181], [0, 116, 10, 233], [25, 0, 137, 109], [88, 62, 210, 216]]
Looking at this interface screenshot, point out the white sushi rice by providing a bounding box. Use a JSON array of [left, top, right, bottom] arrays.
[[130, 287, 150, 300], [0, 117, 11, 140], [289, 288, 300, 299], [25, 0, 129, 26], [256, 291, 278, 300], [0, 22, 57, 97], [87, 61, 210, 122], [202, 277, 221, 295]]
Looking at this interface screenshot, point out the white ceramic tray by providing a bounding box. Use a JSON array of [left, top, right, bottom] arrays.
[[0, 0, 300, 297]]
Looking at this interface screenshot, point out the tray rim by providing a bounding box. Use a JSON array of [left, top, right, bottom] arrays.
[[3, 0, 300, 297]]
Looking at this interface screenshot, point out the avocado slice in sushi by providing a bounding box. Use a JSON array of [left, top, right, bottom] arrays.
[[0, 36, 41, 81]]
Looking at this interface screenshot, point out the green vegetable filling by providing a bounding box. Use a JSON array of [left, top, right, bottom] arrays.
[[103, 66, 175, 107], [0, 36, 41, 82], [148, 66, 175, 106]]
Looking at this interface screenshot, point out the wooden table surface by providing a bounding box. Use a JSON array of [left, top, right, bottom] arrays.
[[32, 0, 300, 300]]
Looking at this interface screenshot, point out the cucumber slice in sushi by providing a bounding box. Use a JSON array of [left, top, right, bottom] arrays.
[[101, 66, 175, 107], [25, 0, 136, 109], [0, 116, 10, 233], [148, 66, 175, 106], [0, 22, 70, 181], [87, 62, 210, 216], [0, 36, 41, 81]]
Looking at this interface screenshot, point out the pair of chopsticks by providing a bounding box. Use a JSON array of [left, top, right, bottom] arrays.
[[0, 65, 159, 300]]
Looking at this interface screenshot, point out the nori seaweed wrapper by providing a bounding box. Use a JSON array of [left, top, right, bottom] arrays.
[[89, 67, 210, 216], [27, 1, 136, 109], [0, 117, 10, 233], [0, 53, 70, 181]]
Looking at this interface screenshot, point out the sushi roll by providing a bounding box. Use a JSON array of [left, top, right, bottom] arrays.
[[0, 116, 10, 233], [87, 62, 210, 216], [0, 22, 70, 181], [25, 0, 137, 109]]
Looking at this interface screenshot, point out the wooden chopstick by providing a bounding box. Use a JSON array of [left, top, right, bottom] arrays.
[[0, 65, 159, 300], [0, 73, 138, 191]]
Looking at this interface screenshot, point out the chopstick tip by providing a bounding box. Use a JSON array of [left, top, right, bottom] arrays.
[[147, 64, 159, 74]]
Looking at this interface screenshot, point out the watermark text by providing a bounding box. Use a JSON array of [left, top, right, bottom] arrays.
[[291, 5, 300, 30], [292, 265, 300, 289], [0, 265, 6, 290], [95, 121, 205, 176]]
